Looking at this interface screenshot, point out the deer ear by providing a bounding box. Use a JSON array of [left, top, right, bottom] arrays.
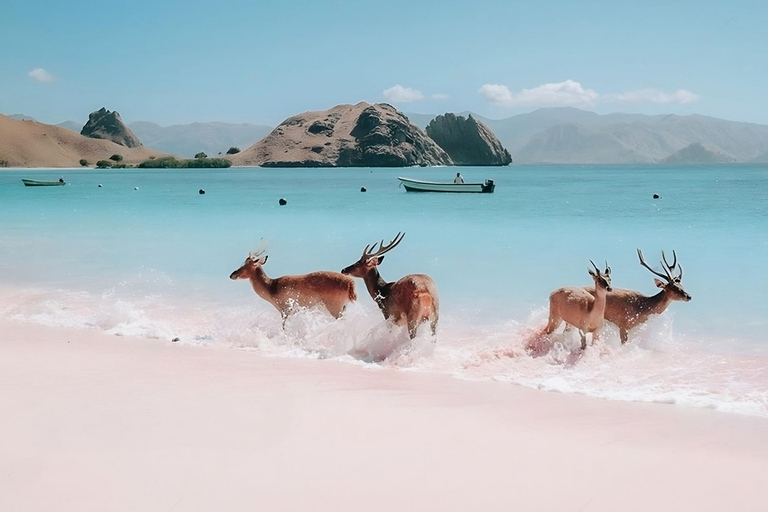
[[588, 268, 596, 277], [654, 278, 665, 288], [377, 256, 385, 265], [263, 255, 268, 263]]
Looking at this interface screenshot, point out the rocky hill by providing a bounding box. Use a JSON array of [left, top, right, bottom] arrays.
[[81, 108, 142, 148], [231, 102, 451, 167], [660, 143, 737, 164], [425, 113, 511, 166], [0, 114, 164, 167]]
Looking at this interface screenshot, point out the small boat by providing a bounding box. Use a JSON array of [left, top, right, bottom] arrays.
[[21, 179, 66, 187], [398, 177, 495, 193]]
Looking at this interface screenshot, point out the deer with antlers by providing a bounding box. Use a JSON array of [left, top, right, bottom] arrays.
[[230, 249, 357, 324], [341, 232, 439, 339], [582, 249, 691, 344], [545, 261, 612, 350]]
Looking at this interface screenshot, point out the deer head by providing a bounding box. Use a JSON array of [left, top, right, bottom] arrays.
[[341, 232, 405, 277], [229, 250, 269, 280], [637, 249, 691, 301], [588, 260, 612, 292]]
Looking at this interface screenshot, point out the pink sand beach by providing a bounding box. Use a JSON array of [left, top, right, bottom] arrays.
[[2, 319, 767, 512]]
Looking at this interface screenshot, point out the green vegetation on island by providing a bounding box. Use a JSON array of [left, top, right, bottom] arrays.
[[137, 156, 232, 168], [79, 159, 89, 166]]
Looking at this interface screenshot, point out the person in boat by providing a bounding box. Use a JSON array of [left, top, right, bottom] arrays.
[[59, 177, 64, 183], [454, 172, 464, 184]]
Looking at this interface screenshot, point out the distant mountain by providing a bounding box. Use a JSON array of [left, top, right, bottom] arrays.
[[129, 121, 273, 158], [750, 151, 768, 163], [57, 120, 81, 132], [8, 114, 37, 121], [661, 143, 736, 164], [406, 107, 768, 164]]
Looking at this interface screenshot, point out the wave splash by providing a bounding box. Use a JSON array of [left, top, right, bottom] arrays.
[[2, 287, 767, 418]]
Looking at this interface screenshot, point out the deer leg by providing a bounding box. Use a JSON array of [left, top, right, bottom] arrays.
[[579, 330, 587, 351], [545, 315, 562, 335], [619, 328, 629, 345]]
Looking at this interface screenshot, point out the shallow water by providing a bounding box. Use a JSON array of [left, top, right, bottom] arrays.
[[1, 165, 767, 416]]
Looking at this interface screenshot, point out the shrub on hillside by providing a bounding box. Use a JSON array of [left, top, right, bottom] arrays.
[[194, 152, 208, 159], [226, 147, 241, 154], [96, 160, 112, 168], [79, 159, 89, 166], [109, 154, 123, 162]]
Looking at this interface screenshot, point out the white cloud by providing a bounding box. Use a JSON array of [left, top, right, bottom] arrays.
[[431, 93, 450, 100], [28, 68, 55, 82], [478, 80, 599, 108], [383, 84, 425, 103], [608, 88, 700, 104]]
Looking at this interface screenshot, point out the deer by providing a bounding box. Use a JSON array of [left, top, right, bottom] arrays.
[[581, 249, 691, 344], [545, 261, 612, 350], [340, 232, 439, 339], [229, 249, 357, 324]]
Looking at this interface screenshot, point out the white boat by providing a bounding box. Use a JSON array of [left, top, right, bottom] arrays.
[[398, 177, 495, 193]]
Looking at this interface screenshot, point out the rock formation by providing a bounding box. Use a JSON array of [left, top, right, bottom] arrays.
[[230, 102, 452, 167], [81, 107, 142, 148], [660, 143, 736, 164], [425, 113, 512, 166]]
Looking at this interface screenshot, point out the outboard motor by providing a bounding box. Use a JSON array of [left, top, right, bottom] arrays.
[[482, 179, 496, 193]]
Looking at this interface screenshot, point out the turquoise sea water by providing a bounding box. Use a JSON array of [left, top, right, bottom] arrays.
[[1, 166, 767, 415]]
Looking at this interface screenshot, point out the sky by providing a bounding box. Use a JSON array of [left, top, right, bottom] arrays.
[[1, 0, 766, 127]]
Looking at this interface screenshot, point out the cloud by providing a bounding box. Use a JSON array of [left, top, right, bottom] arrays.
[[431, 93, 450, 100], [608, 88, 700, 104], [28, 68, 55, 82], [478, 80, 599, 108], [383, 84, 425, 103]]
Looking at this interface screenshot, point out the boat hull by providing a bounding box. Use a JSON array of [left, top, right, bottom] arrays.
[[21, 179, 66, 187], [398, 177, 495, 193]]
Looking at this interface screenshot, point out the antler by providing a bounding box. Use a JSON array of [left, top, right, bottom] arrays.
[[637, 248, 672, 281], [660, 250, 684, 281], [362, 232, 405, 261]]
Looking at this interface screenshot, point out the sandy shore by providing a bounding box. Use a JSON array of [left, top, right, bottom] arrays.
[[1, 320, 767, 512]]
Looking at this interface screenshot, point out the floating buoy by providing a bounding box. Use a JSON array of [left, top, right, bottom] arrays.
[[360, 187, 367, 192], [653, 193, 660, 199], [199, 189, 205, 195], [98, 184, 102, 188], [279, 198, 287, 206], [134, 187, 139, 191]]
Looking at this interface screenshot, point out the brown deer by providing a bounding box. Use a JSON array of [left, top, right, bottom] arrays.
[[230, 250, 357, 324], [341, 232, 439, 339], [582, 249, 691, 344], [545, 261, 612, 350]]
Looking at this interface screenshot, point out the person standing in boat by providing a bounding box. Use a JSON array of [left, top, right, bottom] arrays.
[[454, 172, 464, 184]]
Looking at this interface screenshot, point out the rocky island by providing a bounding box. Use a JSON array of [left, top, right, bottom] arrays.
[[426, 113, 512, 166], [81, 107, 143, 148], [230, 102, 452, 167]]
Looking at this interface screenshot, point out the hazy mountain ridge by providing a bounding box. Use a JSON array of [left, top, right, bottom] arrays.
[[128, 121, 273, 157], [406, 108, 768, 164]]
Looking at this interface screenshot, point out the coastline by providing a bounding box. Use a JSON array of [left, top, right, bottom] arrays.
[[2, 319, 767, 511]]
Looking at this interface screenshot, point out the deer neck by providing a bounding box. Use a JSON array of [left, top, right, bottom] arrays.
[[640, 289, 673, 316], [248, 267, 275, 302], [362, 267, 390, 312], [592, 282, 608, 313]]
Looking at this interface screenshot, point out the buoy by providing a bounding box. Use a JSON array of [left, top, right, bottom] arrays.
[[199, 189, 205, 195], [134, 187, 139, 191], [279, 198, 287, 206], [360, 187, 367, 192], [97, 184, 102, 188], [653, 193, 660, 199]]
